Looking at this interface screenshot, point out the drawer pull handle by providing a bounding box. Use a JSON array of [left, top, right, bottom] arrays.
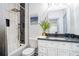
[[77, 45, 79, 47], [76, 55, 79, 56]]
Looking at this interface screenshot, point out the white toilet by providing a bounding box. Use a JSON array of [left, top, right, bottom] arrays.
[[22, 38, 37, 56], [22, 48, 35, 56]]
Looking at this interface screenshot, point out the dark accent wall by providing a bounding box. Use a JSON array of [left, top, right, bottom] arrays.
[[20, 3, 25, 44]]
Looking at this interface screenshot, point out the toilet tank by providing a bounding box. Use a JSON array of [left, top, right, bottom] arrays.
[[29, 38, 38, 48]]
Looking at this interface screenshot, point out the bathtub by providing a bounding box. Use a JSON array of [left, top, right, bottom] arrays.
[[8, 44, 27, 56], [8, 38, 37, 56]]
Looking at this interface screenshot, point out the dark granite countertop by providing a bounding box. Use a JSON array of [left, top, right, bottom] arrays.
[[38, 36, 79, 43]]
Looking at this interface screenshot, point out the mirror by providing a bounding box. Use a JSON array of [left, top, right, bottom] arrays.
[[48, 9, 67, 34], [43, 3, 79, 37]]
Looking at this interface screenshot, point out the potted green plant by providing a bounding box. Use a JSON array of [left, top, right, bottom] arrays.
[[40, 20, 50, 36]]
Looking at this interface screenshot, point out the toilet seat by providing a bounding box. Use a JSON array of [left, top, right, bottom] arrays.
[[22, 48, 35, 56]]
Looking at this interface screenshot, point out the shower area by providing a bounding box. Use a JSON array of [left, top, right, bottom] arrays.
[[0, 3, 27, 56]]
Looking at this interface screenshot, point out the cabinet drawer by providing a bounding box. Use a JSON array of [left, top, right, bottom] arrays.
[[57, 48, 70, 56], [69, 50, 79, 56], [71, 43, 79, 51], [57, 42, 71, 49], [38, 40, 49, 47], [48, 47, 57, 56], [38, 46, 48, 55], [38, 40, 58, 47]]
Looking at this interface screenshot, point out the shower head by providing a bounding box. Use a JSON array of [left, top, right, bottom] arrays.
[[11, 8, 20, 12], [10, 4, 25, 12]]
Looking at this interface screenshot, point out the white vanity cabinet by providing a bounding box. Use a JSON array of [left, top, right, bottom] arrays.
[[38, 39, 79, 56], [38, 40, 58, 56]]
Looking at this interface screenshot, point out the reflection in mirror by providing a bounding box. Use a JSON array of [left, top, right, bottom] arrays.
[[63, 12, 67, 33], [48, 9, 67, 34], [49, 18, 58, 33]]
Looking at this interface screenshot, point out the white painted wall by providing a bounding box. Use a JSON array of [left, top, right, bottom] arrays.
[[29, 3, 48, 39], [67, 4, 79, 35], [73, 4, 79, 35]]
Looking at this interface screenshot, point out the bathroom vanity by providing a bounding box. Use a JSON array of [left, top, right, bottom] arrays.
[[38, 37, 79, 56]]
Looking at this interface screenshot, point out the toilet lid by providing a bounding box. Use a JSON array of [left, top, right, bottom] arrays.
[[23, 48, 35, 55]]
